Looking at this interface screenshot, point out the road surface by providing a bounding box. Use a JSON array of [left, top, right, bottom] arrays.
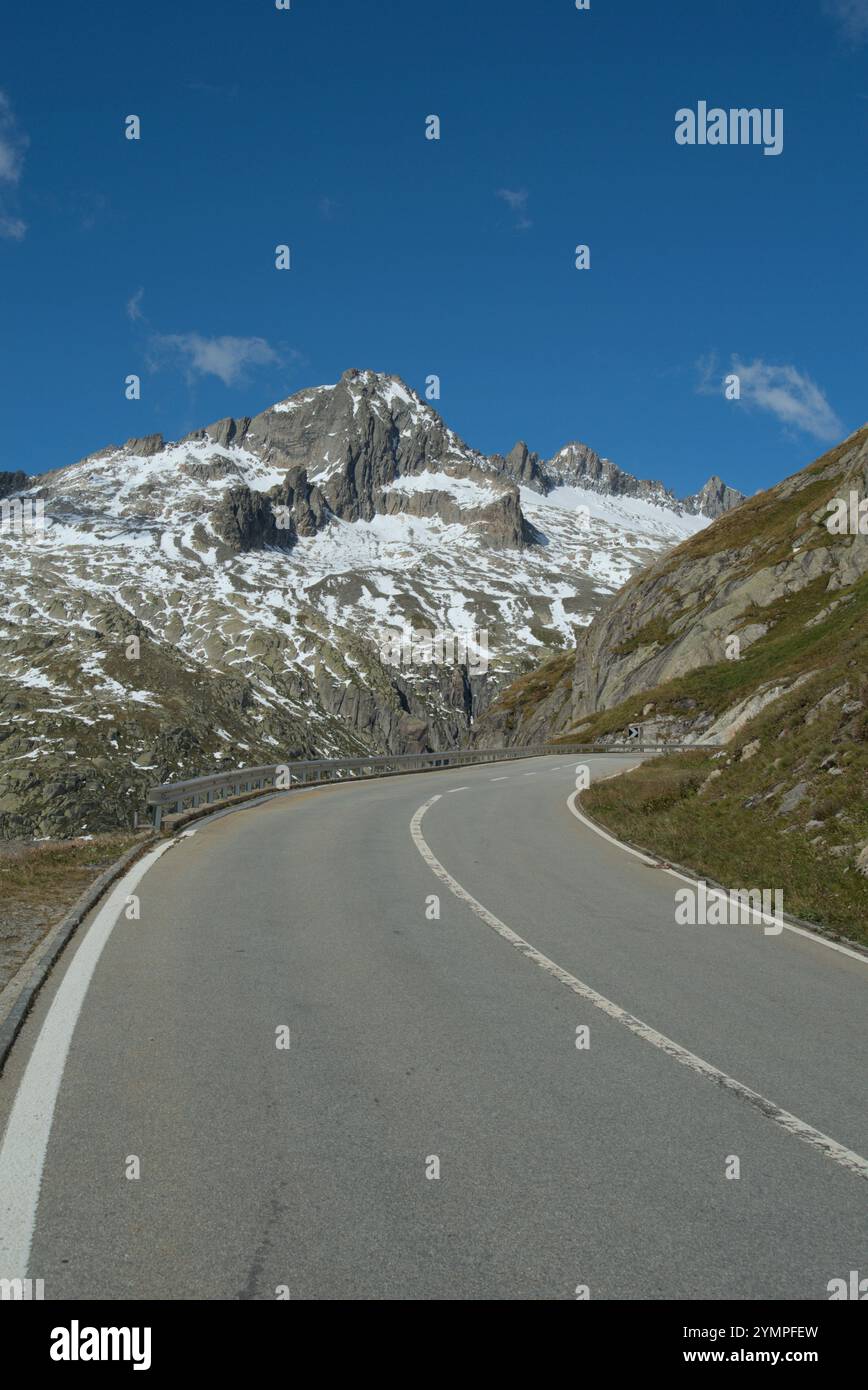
[[0, 754, 865, 1300]]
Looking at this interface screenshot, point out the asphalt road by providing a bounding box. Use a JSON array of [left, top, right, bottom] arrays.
[[0, 754, 865, 1300]]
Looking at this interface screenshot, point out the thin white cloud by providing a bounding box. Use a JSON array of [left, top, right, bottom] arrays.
[[127, 288, 145, 322], [0, 91, 28, 240], [150, 332, 281, 386], [496, 188, 528, 212], [824, 0, 868, 42], [496, 187, 532, 230], [0, 213, 26, 240], [699, 354, 844, 443]]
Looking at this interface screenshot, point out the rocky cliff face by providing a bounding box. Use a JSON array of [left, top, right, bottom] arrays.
[[475, 424, 868, 748], [0, 369, 743, 836], [0, 472, 29, 500], [492, 434, 738, 517], [683, 474, 745, 519]]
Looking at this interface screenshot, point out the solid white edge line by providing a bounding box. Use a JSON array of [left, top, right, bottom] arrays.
[[566, 790, 868, 965], [0, 839, 175, 1279], [410, 794, 868, 1182]]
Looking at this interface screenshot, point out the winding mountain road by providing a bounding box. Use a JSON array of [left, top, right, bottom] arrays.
[[0, 754, 865, 1300]]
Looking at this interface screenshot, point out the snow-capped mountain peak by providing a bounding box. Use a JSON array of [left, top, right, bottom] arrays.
[[0, 371, 743, 835]]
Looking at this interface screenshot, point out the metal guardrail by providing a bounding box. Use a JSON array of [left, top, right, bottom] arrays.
[[146, 740, 719, 828]]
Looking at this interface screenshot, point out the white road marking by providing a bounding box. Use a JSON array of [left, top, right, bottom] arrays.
[[410, 794, 868, 1182], [524, 771, 537, 776], [0, 840, 175, 1278], [490, 776, 508, 782], [567, 791, 868, 965], [447, 786, 469, 794]]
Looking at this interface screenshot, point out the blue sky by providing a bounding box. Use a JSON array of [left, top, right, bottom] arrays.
[[1, 0, 866, 496]]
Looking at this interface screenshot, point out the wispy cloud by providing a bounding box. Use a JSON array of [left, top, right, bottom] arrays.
[[127, 287, 145, 322], [149, 332, 281, 386], [824, 0, 868, 42], [698, 353, 844, 442], [496, 187, 532, 231], [0, 212, 25, 240], [0, 91, 28, 240]]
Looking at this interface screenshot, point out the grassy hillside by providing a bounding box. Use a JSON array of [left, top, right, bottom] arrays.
[[559, 569, 867, 743], [574, 538, 868, 941], [0, 831, 143, 990]]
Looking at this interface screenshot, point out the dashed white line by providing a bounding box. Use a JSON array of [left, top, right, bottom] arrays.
[[410, 793, 868, 1182], [490, 776, 508, 782], [446, 786, 469, 794]]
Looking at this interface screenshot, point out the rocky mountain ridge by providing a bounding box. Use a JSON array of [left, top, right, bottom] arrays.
[[0, 369, 743, 836], [475, 423, 868, 751]]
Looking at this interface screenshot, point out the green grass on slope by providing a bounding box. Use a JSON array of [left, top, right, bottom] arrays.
[[488, 649, 575, 721], [580, 667, 868, 943], [656, 428, 864, 578], [0, 831, 144, 991], [558, 568, 867, 742]]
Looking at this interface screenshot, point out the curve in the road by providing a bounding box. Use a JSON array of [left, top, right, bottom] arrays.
[[410, 793, 868, 1182], [0, 754, 865, 1299]]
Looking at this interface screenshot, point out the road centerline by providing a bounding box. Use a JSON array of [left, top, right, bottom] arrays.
[[409, 793, 868, 1183]]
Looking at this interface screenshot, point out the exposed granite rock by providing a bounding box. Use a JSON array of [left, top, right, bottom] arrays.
[[268, 466, 329, 538], [212, 485, 296, 552], [492, 441, 546, 489], [684, 475, 746, 519], [474, 423, 868, 749], [123, 434, 164, 457], [777, 781, 810, 815], [566, 427, 868, 730], [0, 471, 29, 500]]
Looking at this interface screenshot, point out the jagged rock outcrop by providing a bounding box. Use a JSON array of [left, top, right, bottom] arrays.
[[213, 485, 296, 553], [474, 423, 868, 748], [268, 467, 329, 538], [0, 471, 29, 500], [569, 426, 868, 726], [378, 479, 530, 548], [544, 443, 669, 499], [184, 418, 252, 450], [683, 474, 746, 519], [492, 441, 546, 489], [123, 434, 164, 458], [492, 438, 746, 517]]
